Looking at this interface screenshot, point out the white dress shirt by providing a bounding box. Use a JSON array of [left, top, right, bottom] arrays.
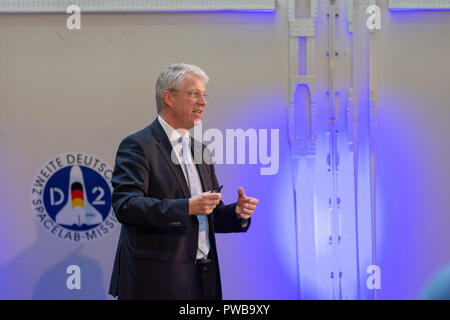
[[157, 115, 193, 184], [157, 115, 211, 260]]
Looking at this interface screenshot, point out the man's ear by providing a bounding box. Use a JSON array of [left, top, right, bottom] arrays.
[[162, 91, 174, 109]]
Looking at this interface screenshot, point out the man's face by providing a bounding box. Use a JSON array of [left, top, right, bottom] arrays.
[[170, 73, 207, 130]]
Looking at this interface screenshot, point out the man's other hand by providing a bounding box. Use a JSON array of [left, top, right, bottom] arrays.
[[235, 187, 258, 220]]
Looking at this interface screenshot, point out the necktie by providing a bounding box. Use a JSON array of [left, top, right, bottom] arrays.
[[178, 137, 210, 261]]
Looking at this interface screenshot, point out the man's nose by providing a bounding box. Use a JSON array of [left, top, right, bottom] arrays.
[[198, 96, 207, 106]]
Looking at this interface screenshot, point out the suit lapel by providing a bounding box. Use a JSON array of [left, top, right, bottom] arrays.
[[191, 137, 211, 193], [151, 119, 191, 198], [190, 136, 216, 231], [152, 120, 216, 231], [151, 118, 213, 198]]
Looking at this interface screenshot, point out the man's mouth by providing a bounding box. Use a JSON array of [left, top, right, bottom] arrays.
[[193, 110, 203, 115]]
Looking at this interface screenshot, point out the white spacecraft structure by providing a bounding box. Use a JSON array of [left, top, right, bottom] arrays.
[[55, 165, 103, 227]]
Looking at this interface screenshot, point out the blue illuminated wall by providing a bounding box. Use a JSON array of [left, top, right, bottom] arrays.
[[374, 7, 450, 299], [288, 0, 450, 300]]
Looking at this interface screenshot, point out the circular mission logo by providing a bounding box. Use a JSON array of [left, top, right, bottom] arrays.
[[31, 152, 118, 243]]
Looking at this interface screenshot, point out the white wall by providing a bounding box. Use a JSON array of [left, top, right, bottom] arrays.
[[0, 2, 298, 299]]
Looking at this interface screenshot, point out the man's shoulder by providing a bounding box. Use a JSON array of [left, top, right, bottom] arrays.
[[128, 124, 154, 141], [120, 120, 159, 145]]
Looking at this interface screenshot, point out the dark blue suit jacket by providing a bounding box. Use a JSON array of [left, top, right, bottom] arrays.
[[108, 118, 250, 299]]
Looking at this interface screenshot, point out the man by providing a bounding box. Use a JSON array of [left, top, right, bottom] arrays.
[[108, 63, 259, 300]]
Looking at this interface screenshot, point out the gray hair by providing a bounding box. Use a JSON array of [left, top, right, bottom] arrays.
[[155, 63, 209, 114]]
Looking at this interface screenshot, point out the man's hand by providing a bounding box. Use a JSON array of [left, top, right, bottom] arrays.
[[189, 192, 222, 215], [235, 187, 258, 220]]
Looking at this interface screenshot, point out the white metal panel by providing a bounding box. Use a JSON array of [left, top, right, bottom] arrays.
[[0, 0, 276, 13]]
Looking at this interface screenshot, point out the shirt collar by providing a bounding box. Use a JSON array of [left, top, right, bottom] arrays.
[[157, 115, 190, 144]]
